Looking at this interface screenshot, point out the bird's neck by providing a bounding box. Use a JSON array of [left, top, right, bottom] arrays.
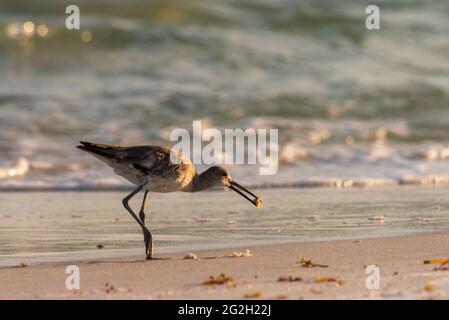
[[188, 171, 214, 192]]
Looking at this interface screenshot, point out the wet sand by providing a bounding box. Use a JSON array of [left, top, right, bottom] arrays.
[[1, 231, 448, 299], [2, 187, 449, 268]]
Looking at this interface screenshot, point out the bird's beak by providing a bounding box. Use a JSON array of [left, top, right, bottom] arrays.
[[228, 180, 262, 208]]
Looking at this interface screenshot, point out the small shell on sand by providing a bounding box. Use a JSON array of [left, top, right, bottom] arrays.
[[368, 214, 385, 221], [244, 290, 262, 299], [232, 249, 252, 257], [424, 280, 435, 292], [309, 288, 323, 294], [183, 253, 198, 260], [194, 216, 211, 223]]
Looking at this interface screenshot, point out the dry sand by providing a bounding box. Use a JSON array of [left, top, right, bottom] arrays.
[[0, 231, 448, 299]]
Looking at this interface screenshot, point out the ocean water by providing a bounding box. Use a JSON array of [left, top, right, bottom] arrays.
[[1, 0, 449, 189], [1, 186, 449, 267]]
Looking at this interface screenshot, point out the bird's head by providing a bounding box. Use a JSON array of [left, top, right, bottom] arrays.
[[204, 166, 262, 208]]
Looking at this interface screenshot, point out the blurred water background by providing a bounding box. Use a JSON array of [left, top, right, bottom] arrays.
[[1, 0, 449, 190]]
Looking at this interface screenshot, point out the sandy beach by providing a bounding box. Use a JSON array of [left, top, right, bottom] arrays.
[[1, 187, 449, 266], [1, 231, 448, 300], [1, 187, 449, 300]]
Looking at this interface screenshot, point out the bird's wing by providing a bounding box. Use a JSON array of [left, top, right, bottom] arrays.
[[128, 146, 190, 179], [77, 141, 192, 179]]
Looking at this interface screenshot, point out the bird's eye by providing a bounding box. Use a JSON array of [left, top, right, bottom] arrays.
[[222, 172, 227, 177]]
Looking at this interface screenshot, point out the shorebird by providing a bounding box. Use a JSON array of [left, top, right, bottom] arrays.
[[77, 141, 262, 260]]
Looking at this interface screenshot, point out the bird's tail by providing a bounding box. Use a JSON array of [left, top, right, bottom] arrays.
[[77, 141, 121, 164]]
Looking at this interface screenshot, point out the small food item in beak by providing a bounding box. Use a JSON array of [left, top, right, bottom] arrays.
[[229, 180, 262, 208], [254, 196, 262, 208]]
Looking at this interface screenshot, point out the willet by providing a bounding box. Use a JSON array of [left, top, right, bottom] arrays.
[[77, 141, 262, 260]]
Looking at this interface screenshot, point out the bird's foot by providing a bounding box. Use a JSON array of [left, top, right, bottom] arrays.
[[144, 232, 153, 260], [145, 245, 153, 260]]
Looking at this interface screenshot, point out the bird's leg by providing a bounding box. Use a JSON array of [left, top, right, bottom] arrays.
[[138, 190, 152, 259], [139, 190, 149, 223], [122, 185, 153, 260]]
